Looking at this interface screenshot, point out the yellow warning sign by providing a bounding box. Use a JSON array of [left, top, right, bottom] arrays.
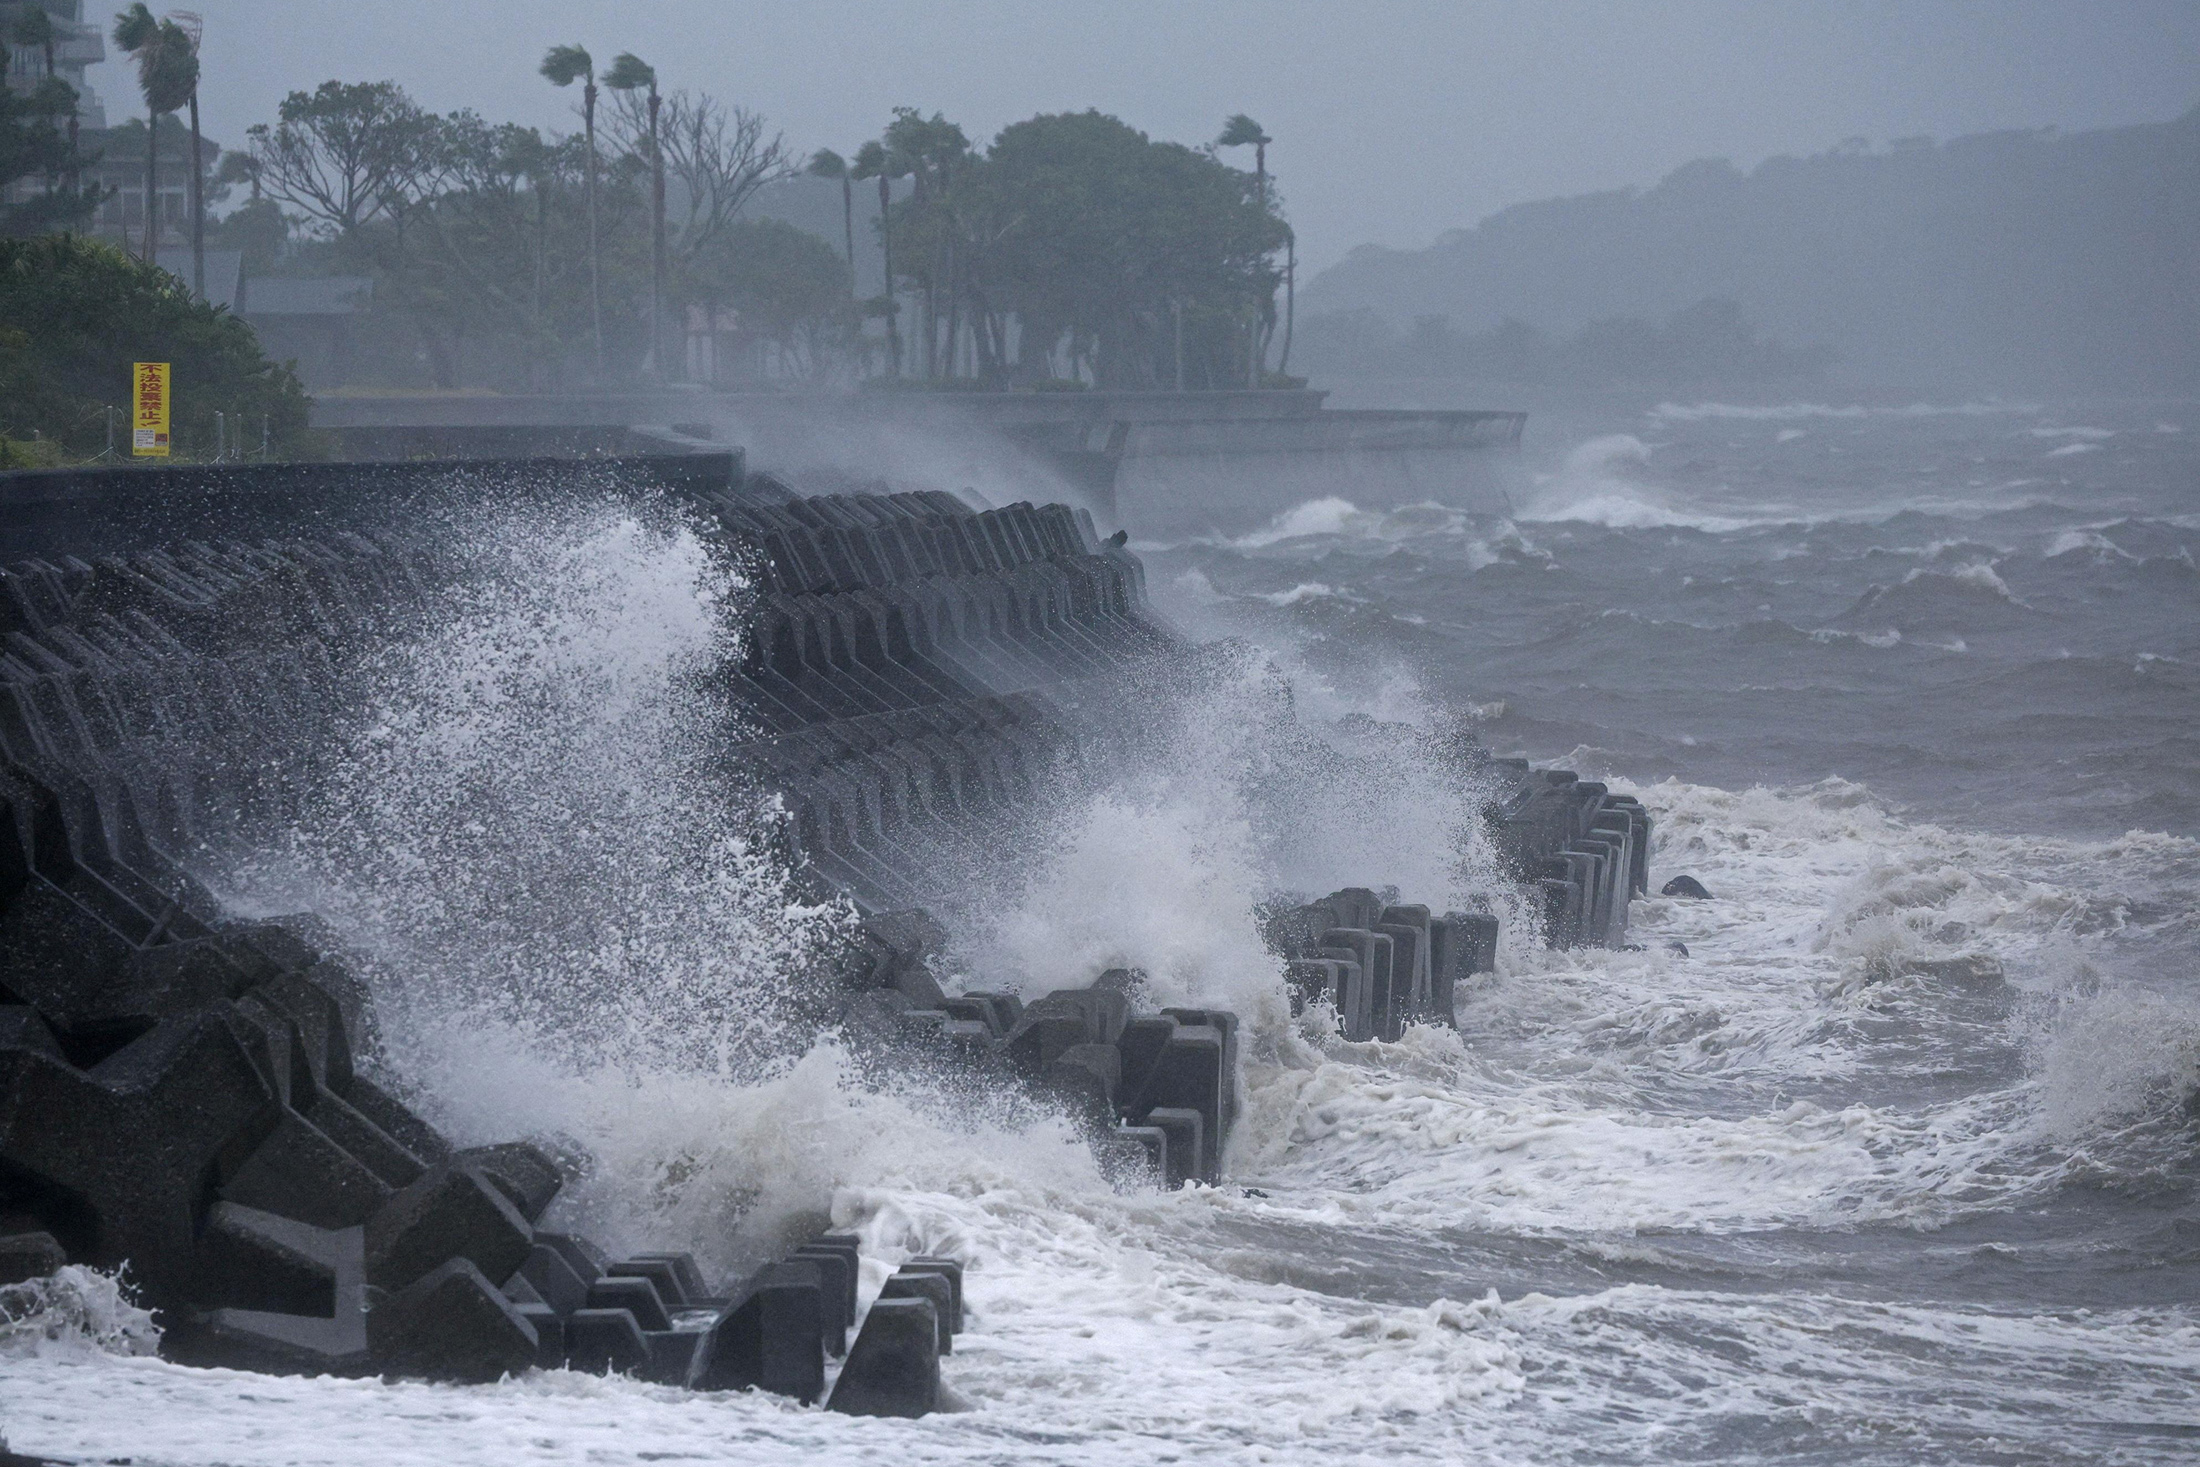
[[132, 361, 170, 457]]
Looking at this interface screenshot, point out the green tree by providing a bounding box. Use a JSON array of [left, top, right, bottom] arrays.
[[687, 215, 852, 382], [807, 147, 855, 296], [1216, 114, 1269, 202], [538, 43, 603, 373], [383, 117, 620, 389], [602, 52, 665, 377], [880, 108, 971, 378], [849, 138, 904, 374], [607, 80, 794, 376], [0, 233, 311, 457], [111, 4, 198, 263], [243, 80, 440, 238], [1215, 114, 1275, 383], [950, 109, 1287, 388], [175, 11, 206, 298]]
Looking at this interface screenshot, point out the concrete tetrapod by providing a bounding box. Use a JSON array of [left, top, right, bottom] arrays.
[[829, 1296, 941, 1418]]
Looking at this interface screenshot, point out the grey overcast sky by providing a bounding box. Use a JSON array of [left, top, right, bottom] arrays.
[[85, 0, 2200, 274]]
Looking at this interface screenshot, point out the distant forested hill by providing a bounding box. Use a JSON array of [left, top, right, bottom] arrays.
[[1300, 106, 2200, 392]]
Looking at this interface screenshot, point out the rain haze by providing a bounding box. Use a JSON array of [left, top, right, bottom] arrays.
[[84, 0, 2200, 272], [5, 3, 2200, 1466]]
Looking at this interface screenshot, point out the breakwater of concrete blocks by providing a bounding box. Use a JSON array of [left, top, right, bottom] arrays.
[[707, 486, 1168, 912], [0, 453, 1648, 1409], [0, 770, 953, 1411]]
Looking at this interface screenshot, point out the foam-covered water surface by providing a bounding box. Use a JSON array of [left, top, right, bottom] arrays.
[[6, 399, 2199, 1465]]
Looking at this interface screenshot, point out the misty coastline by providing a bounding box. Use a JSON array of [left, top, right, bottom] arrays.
[[4, 5, 2199, 1465], [1302, 105, 2200, 397]]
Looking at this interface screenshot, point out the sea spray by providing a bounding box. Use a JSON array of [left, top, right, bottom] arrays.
[[210, 497, 849, 1084], [943, 641, 1530, 1014], [0, 1266, 160, 1359]]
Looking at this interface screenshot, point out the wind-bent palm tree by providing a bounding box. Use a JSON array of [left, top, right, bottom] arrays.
[[852, 139, 901, 375], [167, 9, 207, 298], [540, 43, 604, 373], [1218, 113, 1270, 205], [808, 148, 856, 299], [113, 5, 197, 264], [604, 52, 664, 379], [1218, 114, 1275, 386]]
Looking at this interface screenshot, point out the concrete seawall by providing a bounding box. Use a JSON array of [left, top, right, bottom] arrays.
[[304, 390, 1525, 536]]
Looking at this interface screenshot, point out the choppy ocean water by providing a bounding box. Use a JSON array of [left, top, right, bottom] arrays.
[[5, 397, 2197, 1465]]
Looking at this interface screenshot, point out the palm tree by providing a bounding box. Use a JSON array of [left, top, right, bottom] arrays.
[[604, 52, 664, 380], [851, 138, 901, 375], [540, 43, 604, 374], [1217, 113, 1270, 205], [166, 9, 207, 299], [808, 148, 855, 299], [1217, 114, 1274, 386], [112, 5, 197, 265]]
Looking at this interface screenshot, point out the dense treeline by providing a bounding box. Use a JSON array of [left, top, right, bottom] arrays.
[[196, 80, 1293, 391], [2, 10, 1295, 401], [845, 107, 1289, 389], [1303, 107, 2200, 392], [0, 234, 312, 460], [224, 72, 814, 389]]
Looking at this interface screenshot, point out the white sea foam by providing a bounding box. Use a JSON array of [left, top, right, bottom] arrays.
[[1232, 494, 1369, 547], [0, 1266, 160, 1361], [215, 505, 849, 1079], [1226, 496, 1484, 552], [1255, 580, 1351, 606], [12, 771, 2197, 1465], [1517, 435, 1755, 531], [14, 447, 2200, 1465], [2046, 440, 2102, 457], [1649, 400, 2038, 422], [2044, 528, 2138, 561], [948, 647, 1524, 1021]]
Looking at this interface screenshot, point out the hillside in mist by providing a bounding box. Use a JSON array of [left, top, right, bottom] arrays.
[[1301, 105, 2200, 393]]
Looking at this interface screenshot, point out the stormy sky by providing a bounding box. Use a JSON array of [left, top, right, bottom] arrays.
[[86, 0, 2200, 273]]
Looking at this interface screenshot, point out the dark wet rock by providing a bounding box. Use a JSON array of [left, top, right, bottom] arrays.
[[1661, 875, 1713, 899], [0, 1231, 65, 1285], [516, 1242, 592, 1315]]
